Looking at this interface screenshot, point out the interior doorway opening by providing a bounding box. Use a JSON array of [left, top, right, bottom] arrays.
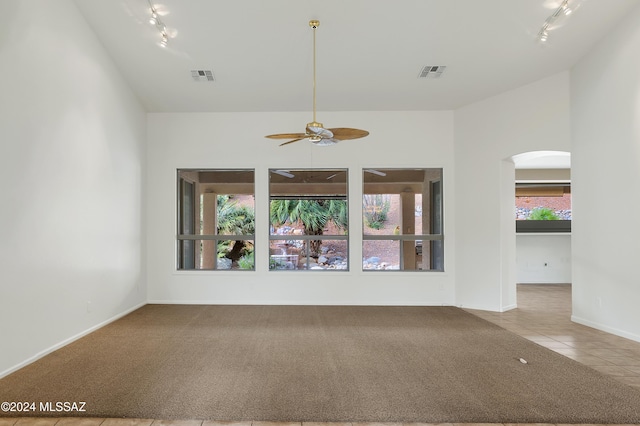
[[511, 151, 571, 286]]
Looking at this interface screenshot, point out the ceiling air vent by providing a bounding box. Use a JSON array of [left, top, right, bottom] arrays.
[[191, 70, 215, 82], [418, 65, 446, 79]]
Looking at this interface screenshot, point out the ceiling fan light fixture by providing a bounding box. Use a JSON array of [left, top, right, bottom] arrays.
[[312, 138, 337, 146]]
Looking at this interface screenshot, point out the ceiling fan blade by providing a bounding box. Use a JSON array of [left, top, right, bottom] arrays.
[[328, 128, 370, 140], [272, 170, 295, 178], [279, 138, 305, 146], [365, 169, 387, 176], [265, 133, 308, 139]]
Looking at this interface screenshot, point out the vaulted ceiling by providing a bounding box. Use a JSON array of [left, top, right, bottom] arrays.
[[75, 0, 639, 113]]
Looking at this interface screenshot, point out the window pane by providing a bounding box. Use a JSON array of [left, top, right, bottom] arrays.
[[515, 183, 571, 233], [269, 169, 348, 271], [515, 186, 571, 220], [363, 168, 443, 271], [270, 239, 302, 270], [363, 240, 400, 270], [177, 239, 254, 270], [270, 238, 347, 270], [177, 169, 255, 270]]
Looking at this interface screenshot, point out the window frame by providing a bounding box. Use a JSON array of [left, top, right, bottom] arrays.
[[176, 169, 256, 271], [269, 168, 349, 271], [362, 168, 444, 272], [515, 182, 571, 233]]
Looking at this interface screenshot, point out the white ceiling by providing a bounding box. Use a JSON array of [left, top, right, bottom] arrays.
[[74, 0, 639, 113]]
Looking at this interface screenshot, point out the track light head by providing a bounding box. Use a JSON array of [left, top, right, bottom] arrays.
[[149, 9, 158, 25], [159, 32, 168, 47], [539, 31, 549, 42]]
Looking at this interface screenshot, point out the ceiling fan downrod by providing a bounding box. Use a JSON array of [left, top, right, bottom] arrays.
[[308, 20, 322, 130]]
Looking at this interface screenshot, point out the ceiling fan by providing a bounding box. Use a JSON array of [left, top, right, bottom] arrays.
[[265, 20, 370, 147]]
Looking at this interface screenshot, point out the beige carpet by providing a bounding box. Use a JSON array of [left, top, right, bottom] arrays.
[[1, 305, 640, 423]]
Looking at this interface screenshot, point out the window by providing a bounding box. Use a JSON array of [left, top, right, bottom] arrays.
[[515, 183, 571, 233], [362, 168, 443, 271], [269, 169, 348, 270], [177, 169, 255, 270]]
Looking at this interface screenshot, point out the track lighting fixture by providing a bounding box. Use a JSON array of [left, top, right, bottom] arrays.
[[148, 2, 171, 47], [537, 0, 574, 43]]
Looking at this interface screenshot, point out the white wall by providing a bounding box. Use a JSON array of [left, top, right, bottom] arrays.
[[571, 4, 640, 341], [516, 234, 572, 283], [0, 1, 147, 376], [147, 111, 455, 305], [454, 72, 572, 311]]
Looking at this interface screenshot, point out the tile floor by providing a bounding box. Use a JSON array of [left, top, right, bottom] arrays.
[[467, 284, 640, 391], [2, 284, 640, 426]]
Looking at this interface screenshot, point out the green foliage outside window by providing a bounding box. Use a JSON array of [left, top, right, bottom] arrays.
[[363, 194, 391, 229], [217, 199, 255, 263], [237, 251, 254, 270], [270, 199, 347, 257], [527, 207, 560, 221]]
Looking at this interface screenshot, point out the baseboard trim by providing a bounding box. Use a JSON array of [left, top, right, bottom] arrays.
[[0, 302, 146, 379], [571, 315, 640, 343], [457, 303, 501, 312], [147, 299, 452, 306], [500, 303, 518, 312]]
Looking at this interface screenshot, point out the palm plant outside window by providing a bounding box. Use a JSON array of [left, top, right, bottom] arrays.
[[269, 169, 348, 270]]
